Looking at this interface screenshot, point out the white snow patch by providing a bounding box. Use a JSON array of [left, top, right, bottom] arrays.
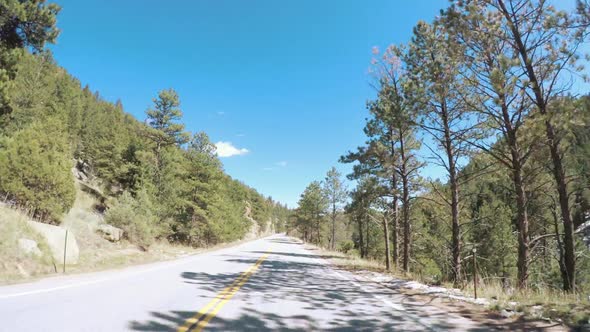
[[343, 267, 572, 326], [353, 270, 491, 306]]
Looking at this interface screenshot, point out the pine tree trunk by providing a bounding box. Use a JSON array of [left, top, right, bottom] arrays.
[[400, 135, 411, 273], [358, 217, 365, 258], [392, 197, 399, 267], [552, 205, 569, 290], [365, 215, 370, 258], [513, 165, 530, 289], [441, 105, 461, 284], [402, 182, 410, 273], [389, 127, 400, 268], [383, 215, 391, 271], [498, 0, 576, 291], [450, 177, 461, 283], [317, 217, 321, 245], [546, 123, 576, 291], [331, 203, 336, 250], [503, 103, 531, 290]]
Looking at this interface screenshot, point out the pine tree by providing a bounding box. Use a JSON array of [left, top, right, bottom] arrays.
[[0, 118, 74, 222], [0, 0, 60, 114], [405, 19, 472, 284], [296, 181, 328, 245], [145, 89, 190, 152], [323, 167, 347, 250], [455, 0, 587, 292]]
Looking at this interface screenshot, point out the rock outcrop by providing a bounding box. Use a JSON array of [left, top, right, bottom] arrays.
[[18, 238, 41, 257], [27, 220, 79, 264], [96, 224, 124, 242]]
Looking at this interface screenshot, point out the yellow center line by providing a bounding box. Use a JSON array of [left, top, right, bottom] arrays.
[[177, 249, 272, 332]]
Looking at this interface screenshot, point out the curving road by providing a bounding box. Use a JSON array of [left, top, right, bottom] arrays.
[[0, 234, 484, 331]]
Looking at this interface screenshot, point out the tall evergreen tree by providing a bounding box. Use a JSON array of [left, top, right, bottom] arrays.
[[405, 19, 472, 284], [145, 88, 190, 151], [440, 3, 538, 289], [0, 118, 74, 222], [296, 181, 328, 245], [144, 89, 190, 209], [323, 167, 347, 250], [456, 0, 587, 292], [0, 0, 60, 114]]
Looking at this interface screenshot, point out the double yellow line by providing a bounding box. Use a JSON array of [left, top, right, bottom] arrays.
[[177, 250, 272, 332]]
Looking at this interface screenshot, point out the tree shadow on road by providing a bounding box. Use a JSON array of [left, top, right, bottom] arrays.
[[130, 239, 555, 331], [129, 259, 486, 331], [267, 238, 300, 245], [250, 250, 344, 260], [129, 310, 194, 331]]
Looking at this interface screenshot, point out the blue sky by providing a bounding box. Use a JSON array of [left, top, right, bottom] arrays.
[[48, 0, 582, 207]]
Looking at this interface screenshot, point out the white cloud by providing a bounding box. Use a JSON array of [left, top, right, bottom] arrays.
[[214, 141, 249, 158], [275, 161, 288, 167], [217, 111, 225, 116]]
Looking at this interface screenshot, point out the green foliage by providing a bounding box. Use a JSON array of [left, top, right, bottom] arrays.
[[79, 98, 134, 190], [0, 0, 60, 113], [324, 167, 347, 248], [294, 1, 590, 297], [0, 49, 290, 248], [338, 240, 354, 254], [324, 167, 347, 207], [295, 181, 328, 245], [0, 0, 60, 50], [105, 190, 161, 249], [145, 88, 190, 149], [413, 193, 452, 281], [0, 118, 74, 222]]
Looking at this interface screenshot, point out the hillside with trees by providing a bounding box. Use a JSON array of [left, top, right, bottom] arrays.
[[292, 0, 590, 303], [0, 0, 289, 258]]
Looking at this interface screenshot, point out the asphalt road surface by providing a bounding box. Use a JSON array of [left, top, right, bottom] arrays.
[[0, 234, 485, 331]]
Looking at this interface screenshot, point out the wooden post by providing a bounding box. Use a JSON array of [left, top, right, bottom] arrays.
[[472, 248, 478, 300], [63, 229, 68, 273]]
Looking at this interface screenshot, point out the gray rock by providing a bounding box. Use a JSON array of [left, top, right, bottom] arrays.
[[16, 263, 30, 277], [530, 305, 544, 318], [500, 309, 515, 318], [27, 221, 79, 265], [96, 224, 124, 242], [18, 238, 41, 257]]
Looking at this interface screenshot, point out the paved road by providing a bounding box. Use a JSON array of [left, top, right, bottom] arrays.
[[0, 234, 485, 331]]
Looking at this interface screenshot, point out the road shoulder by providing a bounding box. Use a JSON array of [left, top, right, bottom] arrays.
[[299, 240, 569, 332]]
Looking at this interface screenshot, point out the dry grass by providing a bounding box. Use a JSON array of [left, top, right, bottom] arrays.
[[1, 184, 273, 285], [463, 280, 590, 326], [0, 185, 202, 284], [0, 205, 56, 282]]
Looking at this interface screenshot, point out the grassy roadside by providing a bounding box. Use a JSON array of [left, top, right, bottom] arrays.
[[0, 206, 56, 282], [1, 230, 272, 286], [1, 178, 276, 286], [0, 199, 272, 286], [462, 280, 590, 327], [303, 242, 589, 329], [59, 234, 273, 279]]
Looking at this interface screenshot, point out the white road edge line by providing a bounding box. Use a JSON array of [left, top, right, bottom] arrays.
[[329, 266, 438, 332], [0, 278, 111, 299], [0, 245, 238, 299], [331, 271, 404, 311], [0, 259, 193, 299], [0, 235, 280, 299]]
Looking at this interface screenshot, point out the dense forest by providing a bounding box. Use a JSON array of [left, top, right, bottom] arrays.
[[293, 0, 590, 294], [0, 0, 289, 249]]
